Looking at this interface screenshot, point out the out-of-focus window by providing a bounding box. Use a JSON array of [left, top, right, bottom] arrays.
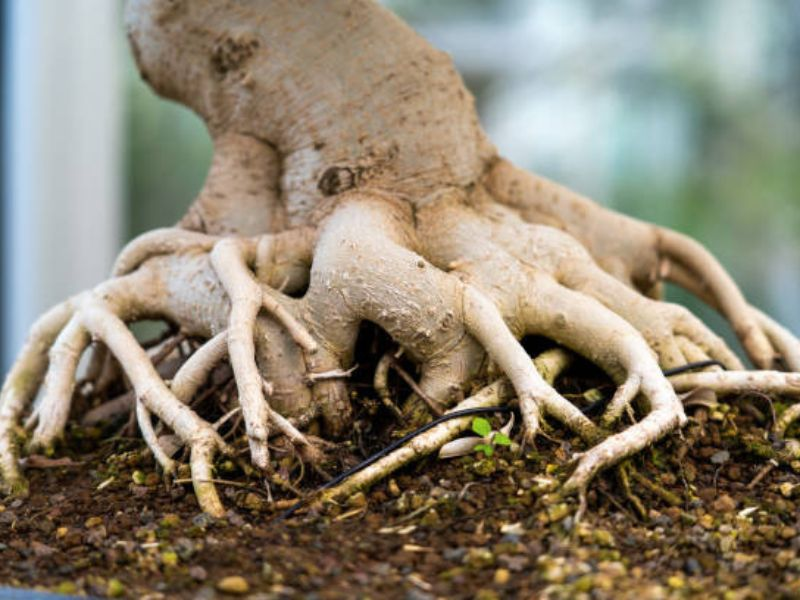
[[1, 0, 123, 369]]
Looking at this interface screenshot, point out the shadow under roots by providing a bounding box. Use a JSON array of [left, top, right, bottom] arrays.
[[345, 321, 424, 458]]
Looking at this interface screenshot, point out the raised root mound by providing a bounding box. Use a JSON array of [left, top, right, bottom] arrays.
[[1, 0, 799, 517]]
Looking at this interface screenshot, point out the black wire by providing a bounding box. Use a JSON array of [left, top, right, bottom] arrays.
[[581, 360, 727, 416], [275, 360, 727, 521], [662, 359, 725, 377], [275, 405, 513, 521]]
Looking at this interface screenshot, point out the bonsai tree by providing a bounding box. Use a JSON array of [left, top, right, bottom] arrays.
[[1, 0, 798, 516]]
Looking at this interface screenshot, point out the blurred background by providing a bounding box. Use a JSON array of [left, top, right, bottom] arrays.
[[1, 0, 798, 370]]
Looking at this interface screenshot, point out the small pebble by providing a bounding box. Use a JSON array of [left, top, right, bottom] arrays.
[[84, 516, 103, 528], [160, 513, 181, 528], [347, 491, 367, 508], [710, 450, 730, 465], [107, 578, 125, 598], [712, 494, 737, 513], [464, 547, 495, 569], [216, 575, 250, 595], [779, 482, 796, 498], [493, 568, 510, 585]]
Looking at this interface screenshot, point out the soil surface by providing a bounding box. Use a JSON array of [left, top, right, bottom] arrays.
[[2, 378, 800, 599]]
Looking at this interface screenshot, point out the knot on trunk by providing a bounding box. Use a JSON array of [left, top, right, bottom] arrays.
[[211, 35, 260, 79], [318, 166, 359, 196]]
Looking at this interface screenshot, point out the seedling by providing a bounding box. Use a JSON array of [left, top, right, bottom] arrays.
[[471, 417, 511, 457], [438, 414, 516, 459]]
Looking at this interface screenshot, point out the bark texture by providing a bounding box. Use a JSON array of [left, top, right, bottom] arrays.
[[1, 0, 798, 516]]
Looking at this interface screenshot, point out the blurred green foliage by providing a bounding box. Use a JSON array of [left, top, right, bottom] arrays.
[[124, 51, 211, 237]]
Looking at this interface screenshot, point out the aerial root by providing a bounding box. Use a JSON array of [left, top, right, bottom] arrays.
[[462, 284, 599, 444], [77, 301, 232, 516], [557, 256, 742, 371], [26, 315, 90, 449], [262, 381, 323, 464], [0, 271, 234, 515], [136, 398, 176, 475], [211, 238, 275, 469], [210, 236, 319, 469], [170, 331, 229, 403], [80, 339, 191, 428], [374, 351, 442, 418], [171, 329, 322, 464], [112, 227, 219, 276], [657, 228, 776, 369], [600, 374, 641, 428], [374, 353, 406, 420], [664, 370, 800, 438], [668, 259, 800, 371], [0, 298, 78, 494]]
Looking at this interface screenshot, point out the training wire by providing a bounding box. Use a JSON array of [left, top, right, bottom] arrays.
[[275, 359, 725, 520]]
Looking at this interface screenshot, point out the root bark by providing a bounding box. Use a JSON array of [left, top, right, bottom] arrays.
[[1, 0, 798, 517]]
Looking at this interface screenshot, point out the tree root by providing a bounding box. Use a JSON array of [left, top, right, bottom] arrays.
[[3, 0, 797, 524], [1, 188, 798, 518], [485, 159, 796, 370]]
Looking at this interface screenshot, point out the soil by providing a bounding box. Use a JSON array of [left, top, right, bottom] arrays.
[[2, 368, 800, 599]]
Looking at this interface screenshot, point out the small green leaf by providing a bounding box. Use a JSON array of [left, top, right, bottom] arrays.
[[493, 433, 511, 446], [474, 443, 494, 457], [471, 417, 491, 437]]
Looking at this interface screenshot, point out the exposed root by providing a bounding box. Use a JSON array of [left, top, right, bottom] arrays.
[[27, 315, 90, 449], [600, 375, 641, 429], [562, 373, 684, 497], [2, 191, 795, 517], [113, 227, 218, 276], [170, 332, 229, 403], [5, 0, 798, 524], [617, 462, 647, 520], [374, 353, 407, 420], [80, 301, 234, 514], [669, 370, 800, 397], [263, 381, 322, 464], [485, 158, 800, 370], [210, 234, 321, 469], [210, 238, 276, 469], [0, 299, 78, 494], [462, 284, 596, 444], [136, 398, 176, 475], [656, 228, 774, 368]]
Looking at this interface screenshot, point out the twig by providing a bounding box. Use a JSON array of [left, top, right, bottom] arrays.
[[747, 459, 778, 490], [173, 477, 274, 499]]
